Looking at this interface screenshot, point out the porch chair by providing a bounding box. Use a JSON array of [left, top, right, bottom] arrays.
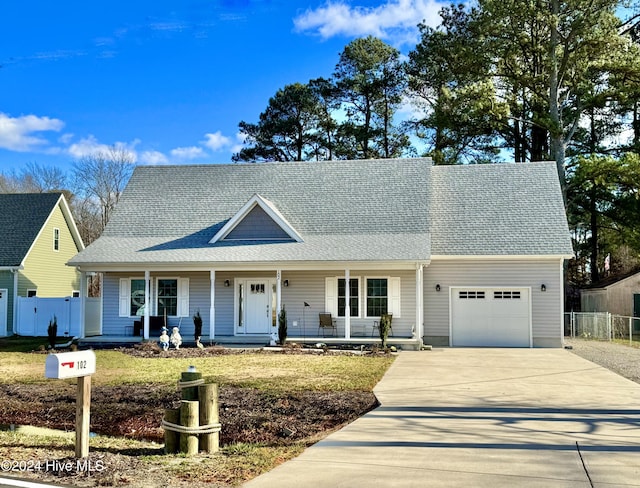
[[372, 313, 394, 337], [318, 313, 337, 337]]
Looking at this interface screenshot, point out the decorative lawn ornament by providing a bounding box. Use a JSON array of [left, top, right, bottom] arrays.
[[159, 327, 170, 351], [170, 327, 182, 349]]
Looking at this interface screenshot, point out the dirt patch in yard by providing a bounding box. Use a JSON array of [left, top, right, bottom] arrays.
[[0, 344, 379, 487]]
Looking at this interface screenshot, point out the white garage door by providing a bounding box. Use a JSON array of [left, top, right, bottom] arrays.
[[451, 287, 531, 347]]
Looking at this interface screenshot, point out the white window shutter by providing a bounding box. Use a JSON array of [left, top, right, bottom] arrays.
[[325, 277, 337, 316], [389, 277, 401, 317], [178, 278, 190, 317], [119, 279, 130, 317]]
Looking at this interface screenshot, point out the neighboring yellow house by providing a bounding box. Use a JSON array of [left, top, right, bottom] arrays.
[[0, 193, 85, 335]]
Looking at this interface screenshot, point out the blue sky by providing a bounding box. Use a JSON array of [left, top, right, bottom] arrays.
[[0, 1, 443, 173]]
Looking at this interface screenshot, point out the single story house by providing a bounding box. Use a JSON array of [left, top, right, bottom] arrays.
[[581, 270, 640, 319], [0, 192, 84, 336], [68, 158, 573, 348]]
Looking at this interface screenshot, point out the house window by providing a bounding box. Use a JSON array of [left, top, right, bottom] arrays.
[[367, 278, 388, 317], [494, 290, 521, 299], [130, 279, 146, 316], [157, 279, 178, 317], [338, 278, 359, 317], [53, 228, 60, 251], [72, 290, 80, 298], [27, 289, 37, 298]]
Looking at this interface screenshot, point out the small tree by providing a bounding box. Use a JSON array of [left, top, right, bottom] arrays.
[[278, 306, 287, 345], [193, 310, 203, 344], [379, 314, 391, 349], [47, 315, 58, 349]]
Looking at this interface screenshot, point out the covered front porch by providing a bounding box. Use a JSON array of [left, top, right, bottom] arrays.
[[77, 263, 427, 350]]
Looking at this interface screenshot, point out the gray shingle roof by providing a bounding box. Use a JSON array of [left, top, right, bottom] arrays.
[[429, 162, 573, 256], [70, 158, 432, 267], [69, 159, 573, 268], [0, 192, 63, 267]]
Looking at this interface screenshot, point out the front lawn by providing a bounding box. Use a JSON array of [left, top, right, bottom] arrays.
[[0, 340, 395, 487]]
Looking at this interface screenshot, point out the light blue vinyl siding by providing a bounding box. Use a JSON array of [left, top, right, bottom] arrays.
[[103, 268, 417, 338], [225, 206, 292, 240], [423, 259, 563, 347]]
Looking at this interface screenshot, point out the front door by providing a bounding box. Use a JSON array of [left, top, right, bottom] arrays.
[[244, 280, 273, 334], [0, 289, 7, 336]]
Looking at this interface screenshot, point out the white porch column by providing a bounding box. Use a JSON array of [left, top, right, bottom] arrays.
[[344, 268, 351, 339], [79, 271, 87, 339], [210, 270, 216, 341], [416, 264, 424, 343], [144, 270, 150, 340], [276, 269, 282, 315]]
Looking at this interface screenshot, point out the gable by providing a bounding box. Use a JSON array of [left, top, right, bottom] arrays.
[[224, 205, 293, 241], [210, 193, 303, 243], [0, 193, 65, 267]]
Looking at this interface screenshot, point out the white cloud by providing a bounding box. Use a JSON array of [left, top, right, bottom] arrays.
[[170, 146, 205, 160], [140, 150, 169, 165], [293, 0, 443, 45], [0, 113, 64, 151], [202, 131, 232, 151], [67, 135, 138, 161]]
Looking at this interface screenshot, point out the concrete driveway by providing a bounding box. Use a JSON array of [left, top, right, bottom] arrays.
[[245, 348, 640, 487]]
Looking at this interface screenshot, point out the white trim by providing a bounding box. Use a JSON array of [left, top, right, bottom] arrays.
[[431, 254, 573, 261], [364, 276, 399, 318], [24, 194, 85, 267], [209, 193, 303, 243], [155, 276, 190, 318], [234, 277, 275, 335], [74, 260, 429, 273]]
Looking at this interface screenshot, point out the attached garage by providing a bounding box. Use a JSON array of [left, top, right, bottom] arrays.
[[450, 287, 531, 347]]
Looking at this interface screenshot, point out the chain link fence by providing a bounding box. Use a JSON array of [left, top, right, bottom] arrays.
[[565, 312, 640, 344]]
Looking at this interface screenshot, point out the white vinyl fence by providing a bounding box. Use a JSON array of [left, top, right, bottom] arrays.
[[565, 312, 640, 344], [16, 297, 81, 337]]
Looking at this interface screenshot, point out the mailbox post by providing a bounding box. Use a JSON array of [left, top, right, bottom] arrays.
[[45, 350, 96, 458]]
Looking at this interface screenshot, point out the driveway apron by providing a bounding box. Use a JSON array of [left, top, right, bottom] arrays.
[[244, 348, 640, 487]]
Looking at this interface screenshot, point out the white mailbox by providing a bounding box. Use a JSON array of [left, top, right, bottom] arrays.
[[45, 350, 96, 379]]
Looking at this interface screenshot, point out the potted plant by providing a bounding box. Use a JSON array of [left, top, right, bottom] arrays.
[[278, 306, 287, 345]]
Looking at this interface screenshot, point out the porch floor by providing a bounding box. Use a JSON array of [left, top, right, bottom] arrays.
[[78, 334, 420, 349]]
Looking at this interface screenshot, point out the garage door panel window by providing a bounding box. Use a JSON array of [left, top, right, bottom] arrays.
[[494, 291, 521, 299], [459, 291, 485, 299]]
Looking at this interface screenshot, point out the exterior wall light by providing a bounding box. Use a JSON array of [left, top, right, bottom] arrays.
[[541, 284, 546, 292], [283, 280, 289, 287], [224, 279, 230, 287], [435, 284, 441, 292]]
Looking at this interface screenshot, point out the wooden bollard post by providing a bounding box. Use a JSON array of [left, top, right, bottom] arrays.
[[198, 383, 219, 453], [75, 375, 91, 458], [180, 369, 203, 401], [180, 400, 199, 455], [163, 408, 180, 454]]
